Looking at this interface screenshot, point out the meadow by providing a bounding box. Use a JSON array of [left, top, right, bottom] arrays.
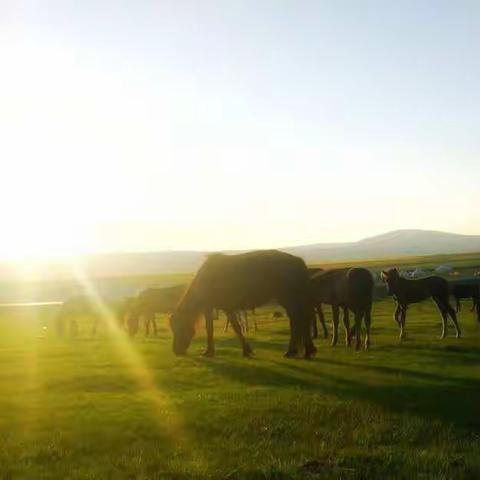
[[0, 293, 479, 480]]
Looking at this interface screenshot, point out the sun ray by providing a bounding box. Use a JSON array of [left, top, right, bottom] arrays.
[[67, 260, 191, 447]]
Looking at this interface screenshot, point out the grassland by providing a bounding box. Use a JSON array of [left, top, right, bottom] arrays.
[[0, 296, 479, 480], [310, 251, 480, 274]]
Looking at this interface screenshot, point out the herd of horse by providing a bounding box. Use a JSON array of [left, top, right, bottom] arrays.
[[56, 250, 480, 358]]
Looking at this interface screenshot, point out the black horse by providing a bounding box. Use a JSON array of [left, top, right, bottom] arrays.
[[451, 282, 480, 320], [381, 268, 461, 339], [126, 285, 186, 337], [310, 268, 374, 350]]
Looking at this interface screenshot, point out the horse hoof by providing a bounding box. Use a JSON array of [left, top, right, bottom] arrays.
[[202, 350, 215, 357], [304, 348, 316, 359], [284, 350, 298, 358], [243, 350, 254, 358]]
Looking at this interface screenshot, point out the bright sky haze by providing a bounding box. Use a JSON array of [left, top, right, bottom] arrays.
[[1, 0, 479, 258]]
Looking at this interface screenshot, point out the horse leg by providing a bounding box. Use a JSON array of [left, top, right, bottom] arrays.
[[244, 311, 249, 332], [318, 305, 328, 339], [152, 315, 158, 336], [224, 315, 229, 332], [445, 300, 461, 338], [456, 298, 461, 313], [203, 309, 215, 357], [331, 305, 339, 347], [302, 306, 317, 359], [284, 305, 300, 357], [399, 305, 407, 341], [353, 310, 363, 351], [470, 297, 476, 313], [227, 311, 253, 357], [145, 315, 151, 337], [393, 304, 402, 339], [432, 297, 448, 339], [364, 304, 372, 350], [253, 310, 258, 332], [342, 307, 351, 347], [393, 303, 401, 327], [311, 307, 319, 339]]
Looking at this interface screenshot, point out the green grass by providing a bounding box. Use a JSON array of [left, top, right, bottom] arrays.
[[0, 300, 479, 479], [310, 251, 480, 274]]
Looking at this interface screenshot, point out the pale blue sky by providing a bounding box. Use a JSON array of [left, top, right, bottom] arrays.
[[0, 1, 479, 257]]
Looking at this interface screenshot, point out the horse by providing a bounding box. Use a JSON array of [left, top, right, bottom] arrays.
[[56, 295, 127, 337], [169, 250, 316, 358], [451, 282, 480, 320], [126, 285, 187, 337], [310, 268, 374, 350], [381, 268, 461, 340]]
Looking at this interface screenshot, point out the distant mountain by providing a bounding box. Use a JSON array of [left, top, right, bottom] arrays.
[[285, 229, 480, 264], [2, 229, 480, 281]]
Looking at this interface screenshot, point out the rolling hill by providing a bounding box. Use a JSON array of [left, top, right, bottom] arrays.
[[2, 229, 480, 281]]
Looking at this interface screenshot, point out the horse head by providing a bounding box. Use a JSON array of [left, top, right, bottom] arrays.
[[381, 268, 400, 295], [169, 310, 196, 355]]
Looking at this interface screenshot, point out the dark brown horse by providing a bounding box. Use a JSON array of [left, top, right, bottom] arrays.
[[127, 285, 187, 337], [381, 268, 461, 339], [310, 268, 374, 350], [451, 282, 480, 319], [170, 250, 316, 358]]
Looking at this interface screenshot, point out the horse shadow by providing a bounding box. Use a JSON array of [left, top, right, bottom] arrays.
[[193, 347, 480, 433]]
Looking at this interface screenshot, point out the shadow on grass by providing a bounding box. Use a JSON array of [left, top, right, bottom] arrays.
[[192, 349, 480, 433]]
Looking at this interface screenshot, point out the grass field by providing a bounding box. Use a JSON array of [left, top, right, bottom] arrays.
[[0, 298, 479, 479]]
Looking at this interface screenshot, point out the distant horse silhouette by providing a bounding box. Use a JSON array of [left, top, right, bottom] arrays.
[[127, 285, 187, 337], [310, 268, 374, 350], [56, 295, 127, 337], [451, 282, 480, 320], [170, 250, 316, 358], [381, 268, 461, 339]]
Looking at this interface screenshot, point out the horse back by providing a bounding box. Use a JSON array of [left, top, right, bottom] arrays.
[[311, 267, 373, 310], [195, 250, 310, 310], [451, 282, 480, 299]]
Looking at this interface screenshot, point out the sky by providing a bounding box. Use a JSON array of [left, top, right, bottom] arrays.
[[0, 0, 479, 258]]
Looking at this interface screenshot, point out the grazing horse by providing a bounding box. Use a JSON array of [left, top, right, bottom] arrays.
[[381, 268, 461, 339], [56, 295, 127, 337], [170, 250, 316, 358], [310, 268, 374, 350], [451, 282, 480, 320], [126, 285, 187, 337]]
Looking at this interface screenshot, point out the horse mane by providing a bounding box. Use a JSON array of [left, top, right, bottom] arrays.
[[170, 260, 209, 330]]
